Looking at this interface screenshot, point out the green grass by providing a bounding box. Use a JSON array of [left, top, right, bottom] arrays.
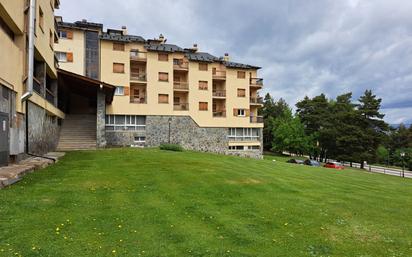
[[1, 148, 411, 257]]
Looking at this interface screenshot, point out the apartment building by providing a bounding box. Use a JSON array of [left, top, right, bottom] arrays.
[[54, 18, 264, 158], [0, 0, 64, 166]]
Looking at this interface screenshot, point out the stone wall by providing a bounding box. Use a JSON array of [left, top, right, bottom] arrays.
[[96, 91, 106, 147], [27, 102, 60, 155], [105, 115, 263, 159]]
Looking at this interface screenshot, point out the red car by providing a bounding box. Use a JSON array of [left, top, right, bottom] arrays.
[[324, 162, 345, 170]]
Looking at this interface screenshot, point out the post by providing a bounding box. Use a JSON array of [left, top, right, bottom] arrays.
[[401, 152, 405, 178], [168, 117, 172, 144]]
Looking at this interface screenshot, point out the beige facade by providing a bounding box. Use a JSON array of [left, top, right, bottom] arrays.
[[54, 21, 264, 129]]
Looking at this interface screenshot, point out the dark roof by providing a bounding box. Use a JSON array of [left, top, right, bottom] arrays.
[[144, 43, 185, 53], [99, 33, 145, 43], [222, 60, 261, 70], [58, 21, 103, 30], [185, 52, 219, 63]]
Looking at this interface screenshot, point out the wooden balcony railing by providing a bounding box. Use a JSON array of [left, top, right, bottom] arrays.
[[173, 81, 189, 90], [173, 59, 189, 70], [250, 97, 263, 104], [212, 70, 226, 80], [46, 88, 55, 106], [212, 90, 226, 97], [213, 110, 226, 117], [174, 103, 189, 111], [250, 116, 264, 123], [130, 72, 146, 82], [250, 78, 263, 86]]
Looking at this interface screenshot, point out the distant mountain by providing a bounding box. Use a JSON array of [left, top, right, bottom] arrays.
[[390, 124, 412, 129]]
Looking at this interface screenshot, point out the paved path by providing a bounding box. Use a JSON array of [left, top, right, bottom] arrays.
[[0, 152, 65, 189]]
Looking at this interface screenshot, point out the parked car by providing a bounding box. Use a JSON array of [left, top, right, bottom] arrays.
[[324, 162, 345, 170], [287, 159, 304, 165], [304, 159, 320, 166]]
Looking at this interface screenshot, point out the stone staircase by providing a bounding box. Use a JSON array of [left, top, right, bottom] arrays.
[[57, 114, 97, 151]]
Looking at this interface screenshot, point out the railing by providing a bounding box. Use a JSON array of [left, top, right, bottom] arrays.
[[250, 78, 263, 86], [130, 72, 146, 82], [46, 88, 55, 105], [130, 96, 146, 104], [213, 90, 226, 97], [174, 103, 189, 111], [250, 97, 263, 104], [173, 59, 189, 70], [213, 110, 226, 117], [33, 77, 42, 95], [250, 116, 264, 123], [212, 70, 226, 80], [173, 81, 189, 90], [130, 51, 147, 61]]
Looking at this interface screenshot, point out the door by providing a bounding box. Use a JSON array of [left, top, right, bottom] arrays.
[[0, 112, 9, 166]]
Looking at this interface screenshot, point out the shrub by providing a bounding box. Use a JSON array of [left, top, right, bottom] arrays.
[[159, 144, 184, 152]]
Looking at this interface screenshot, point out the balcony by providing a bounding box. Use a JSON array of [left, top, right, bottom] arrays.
[[173, 59, 189, 71], [173, 81, 189, 91], [174, 103, 189, 111], [130, 96, 146, 104], [213, 110, 226, 118], [130, 51, 147, 62], [250, 116, 264, 123], [250, 78, 263, 88], [250, 97, 263, 105], [130, 72, 146, 82], [212, 70, 226, 80], [212, 90, 226, 98], [46, 88, 56, 106]]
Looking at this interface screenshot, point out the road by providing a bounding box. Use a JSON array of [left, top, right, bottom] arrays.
[[342, 162, 412, 179]]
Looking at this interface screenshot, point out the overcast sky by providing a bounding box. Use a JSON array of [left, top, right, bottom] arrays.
[[57, 0, 412, 125]]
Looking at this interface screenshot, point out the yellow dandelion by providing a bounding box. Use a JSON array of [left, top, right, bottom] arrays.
[[56, 227, 60, 231], [118, 225, 122, 228], [284, 223, 288, 226], [112, 249, 116, 253], [32, 246, 36, 250]]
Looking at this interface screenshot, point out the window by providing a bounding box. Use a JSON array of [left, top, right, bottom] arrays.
[[105, 115, 146, 131], [39, 7, 44, 32], [228, 128, 260, 141], [56, 52, 67, 62], [199, 102, 208, 111], [237, 109, 245, 117], [199, 63, 208, 71], [158, 94, 169, 104], [199, 81, 208, 90], [0, 16, 15, 40], [158, 72, 169, 82], [158, 53, 169, 61], [237, 71, 246, 79], [58, 30, 73, 39], [237, 89, 246, 97], [113, 42, 125, 51], [115, 86, 124, 96], [134, 136, 146, 143], [228, 145, 260, 151], [113, 63, 125, 73]]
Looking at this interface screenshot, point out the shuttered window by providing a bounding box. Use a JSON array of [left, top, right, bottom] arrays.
[[199, 81, 208, 90], [158, 53, 169, 61], [66, 52, 73, 62], [158, 72, 169, 82], [233, 108, 249, 117], [158, 94, 169, 103], [199, 102, 208, 111], [237, 71, 246, 79], [237, 88, 246, 97], [199, 63, 208, 71], [113, 63, 125, 73], [113, 42, 125, 51]]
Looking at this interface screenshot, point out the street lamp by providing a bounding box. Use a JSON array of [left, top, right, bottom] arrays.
[[400, 152, 405, 178]]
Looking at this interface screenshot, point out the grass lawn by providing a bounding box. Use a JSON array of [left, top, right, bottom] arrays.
[[1, 148, 411, 257]]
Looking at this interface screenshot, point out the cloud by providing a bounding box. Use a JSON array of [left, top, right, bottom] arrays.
[[57, 0, 412, 124]]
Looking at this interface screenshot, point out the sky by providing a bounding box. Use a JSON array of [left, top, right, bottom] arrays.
[[57, 0, 412, 125]]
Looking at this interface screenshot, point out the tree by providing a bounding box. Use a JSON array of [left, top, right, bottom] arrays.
[[271, 109, 311, 155], [376, 145, 389, 164], [356, 90, 388, 168]]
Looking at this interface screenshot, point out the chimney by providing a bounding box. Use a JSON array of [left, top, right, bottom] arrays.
[[121, 26, 128, 36], [192, 43, 198, 52], [223, 53, 230, 62], [159, 34, 165, 44], [82, 19, 87, 23]]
